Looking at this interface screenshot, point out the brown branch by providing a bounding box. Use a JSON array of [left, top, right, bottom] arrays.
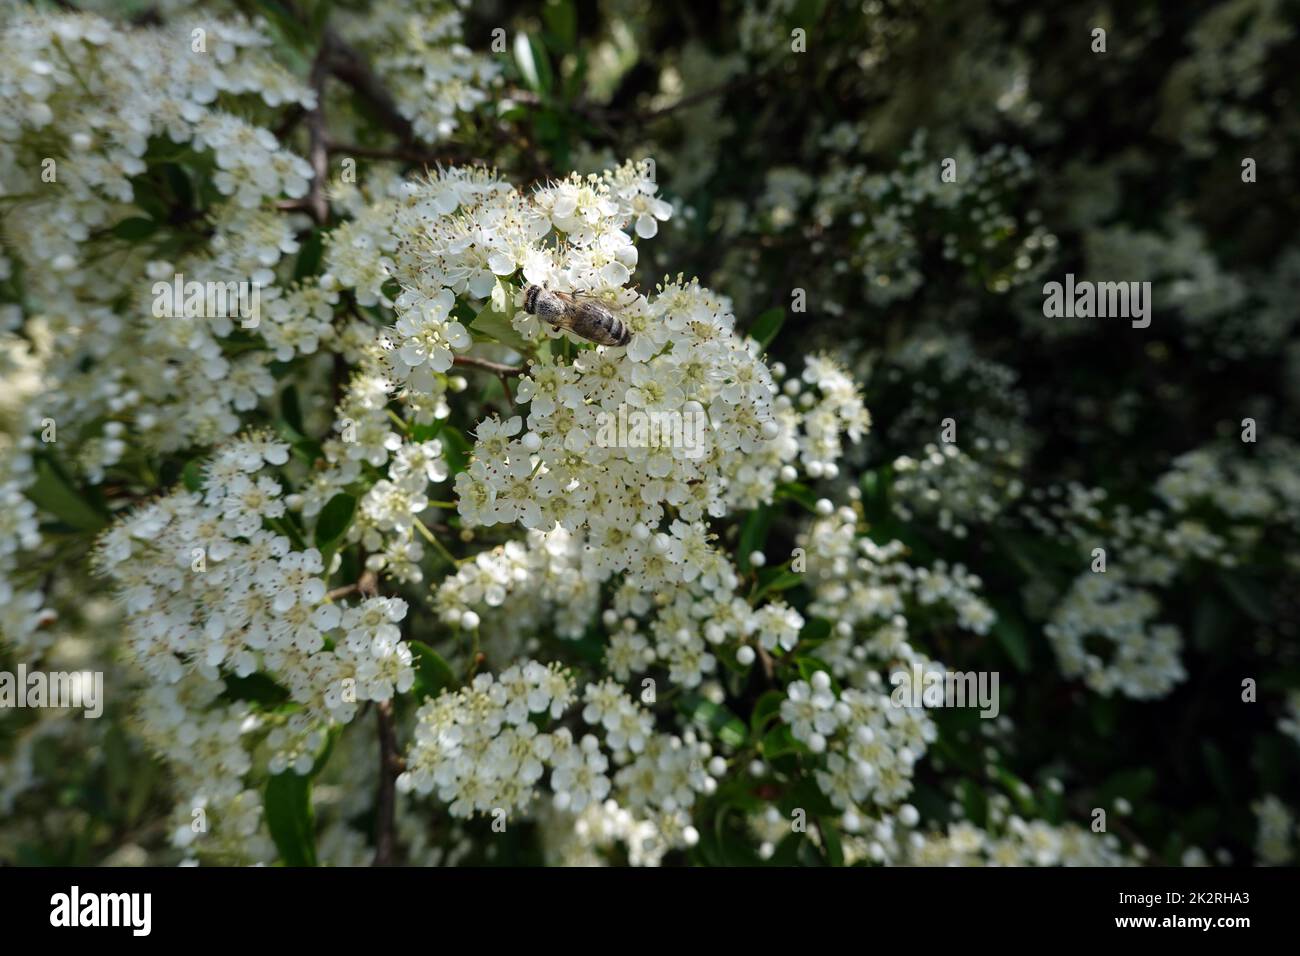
[[325, 569, 377, 602], [304, 46, 331, 226], [324, 138, 472, 169], [453, 354, 526, 377], [568, 71, 768, 133], [322, 29, 416, 145], [325, 582, 358, 601], [630, 75, 755, 122], [372, 699, 400, 866]]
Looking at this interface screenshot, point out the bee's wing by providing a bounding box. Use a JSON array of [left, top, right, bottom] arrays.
[[572, 299, 626, 344], [573, 299, 618, 323]]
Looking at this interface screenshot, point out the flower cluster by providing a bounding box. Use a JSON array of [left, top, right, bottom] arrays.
[[1044, 574, 1186, 700], [400, 665, 717, 858]]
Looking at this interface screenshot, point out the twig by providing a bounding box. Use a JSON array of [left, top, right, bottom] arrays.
[[324, 139, 466, 167], [325, 569, 377, 602], [630, 74, 756, 122], [372, 700, 400, 866], [322, 29, 416, 145], [414, 517, 460, 567], [304, 46, 331, 226], [453, 354, 526, 377]]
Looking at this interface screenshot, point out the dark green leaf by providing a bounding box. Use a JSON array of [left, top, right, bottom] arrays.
[[182, 459, 205, 492], [799, 617, 832, 644], [293, 229, 324, 282], [818, 817, 844, 866], [775, 481, 819, 512], [264, 772, 317, 867], [990, 603, 1031, 672], [222, 672, 291, 707], [750, 690, 786, 737], [679, 694, 747, 749], [280, 384, 304, 435], [750, 307, 785, 350], [542, 0, 577, 49], [410, 641, 457, 699], [314, 493, 356, 548], [439, 424, 472, 476], [751, 565, 804, 603], [737, 505, 772, 572], [1218, 570, 1272, 623], [110, 217, 158, 240], [470, 293, 531, 352], [796, 657, 837, 690], [958, 778, 989, 827], [761, 723, 804, 760], [26, 459, 108, 532]]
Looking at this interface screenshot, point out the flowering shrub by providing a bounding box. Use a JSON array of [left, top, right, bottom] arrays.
[[0, 0, 1296, 868]]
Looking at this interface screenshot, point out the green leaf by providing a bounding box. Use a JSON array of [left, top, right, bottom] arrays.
[[678, 694, 748, 749], [274, 418, 323, 467], [957, 778, 988, 827], [749, 690, 786, 737], [221, 672, 291, 707], [1218, 570, 1272, 623], [26, 459, 107, 532], [799, 617, 832, 644], [774, 481, 819, 512], [161, 162, 194, 212], [280, 384, 304, 435], [513, 32, 552, 95], [470, 288, 531, 353], [1202, 741, 1233, 801], [542, 0, 577, 49], [737, 505, 772, 572], [1192, 590, 1235, 652], [181, 459, 205, 492], [439, 424, 472, 476], [109, 217, 158, 241], [818, 817, 844, 866], [993, 767, 1036, 814], [779, 775, 837, 817], [1089, 695, 1119, 736], [1253, 735, 1287, 794], [750, 307, 785, 350], [989, 603, 1031, 672], [760, 723, 804, 760], [860, 467, 892, 523], [264, 772, 317, 867], [1097, 768, 1156, 807], [410, 641, 457, 699], [252, 0, 311, 51], [751, 565, 804, 603], [293, 229, 324, 282], [796, 657, 837, 690], [310, 726, 339, 777], [314, 493, 356, 548]]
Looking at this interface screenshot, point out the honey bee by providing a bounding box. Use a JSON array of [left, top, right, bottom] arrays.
[[523, 284, 632, 347]]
